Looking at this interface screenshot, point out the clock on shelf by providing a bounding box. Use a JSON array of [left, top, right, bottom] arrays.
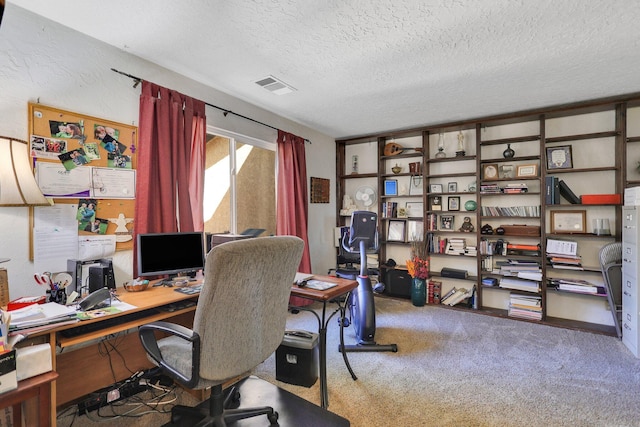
[[483, 164, 498, 180]]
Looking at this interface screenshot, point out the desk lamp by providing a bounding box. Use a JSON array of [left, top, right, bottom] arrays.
[[0, 136, 51, 206]]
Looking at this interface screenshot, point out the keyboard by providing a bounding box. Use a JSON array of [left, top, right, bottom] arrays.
[[59, 309, 158, 338]]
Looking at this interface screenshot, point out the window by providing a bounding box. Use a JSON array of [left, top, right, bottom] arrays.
[[204, 128, 276, 237]]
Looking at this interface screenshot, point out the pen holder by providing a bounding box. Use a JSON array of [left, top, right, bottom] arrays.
[[47, 289, 67, 305]]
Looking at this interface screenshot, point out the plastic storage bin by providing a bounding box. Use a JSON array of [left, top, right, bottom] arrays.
[[275, 330, 319, 387]]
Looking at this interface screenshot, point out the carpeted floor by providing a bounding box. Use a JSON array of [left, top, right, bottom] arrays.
[[56, 297, 640, 427]]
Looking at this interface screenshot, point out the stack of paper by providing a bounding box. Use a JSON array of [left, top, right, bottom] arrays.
[[508, 293, 542, 320], [8, 302, 78, 334]]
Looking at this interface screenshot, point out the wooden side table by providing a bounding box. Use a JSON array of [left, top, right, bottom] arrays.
[[0, 371, 58, 427]]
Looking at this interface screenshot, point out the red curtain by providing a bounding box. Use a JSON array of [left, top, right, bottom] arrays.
[[276, 130, 313, 306], [134, 81, 206, 276]]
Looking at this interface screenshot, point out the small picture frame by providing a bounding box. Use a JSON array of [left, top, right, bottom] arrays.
[[405, 202, 424, 217], [409, 175, 423, 195], [549, 210, 587, 234], [483, 164, 499, 180], [440, 215, 454, 231], [397, 207, 408, 218], [430, 196, 442, 211], [546, 145, 573, 170], [384, 179, 398, 196], [448, 196, 460, 211], [387, 220, 406, 242], [429, 183, 443, 193], [448, 182, 458, 193], [407, 220, 424, 241], [516, 164, 539, 178], [499, 164, 515, 179]]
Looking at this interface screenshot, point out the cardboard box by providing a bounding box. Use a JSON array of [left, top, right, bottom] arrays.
[[580, 194, 621, 205], [16, 343, 52, 381], [0, 350, 17, 395]]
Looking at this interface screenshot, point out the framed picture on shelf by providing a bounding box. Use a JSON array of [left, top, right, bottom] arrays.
[[516, 163, 539, 178], [546, 145, 573, 170], [407, 220, 424, 241], [482, 164, 499, 180], [448, 182, 458, 192], [499, 164, 515, 179], [448, 196, 460, 211], [430, 196, 442, 211], [409, 175, 423, 195], [440, 215, 454, 231], [384, 179, 398, 196], [429, 183, 443, 193], [405, 201, 424, 217], [387, 220, 406, 242], [549, 210, 586, 234]]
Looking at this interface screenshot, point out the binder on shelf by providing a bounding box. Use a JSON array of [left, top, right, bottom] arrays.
[[545, 176, 559, 205], [558, 180, 580, 204]]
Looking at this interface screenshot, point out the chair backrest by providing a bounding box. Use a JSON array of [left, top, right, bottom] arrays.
[[193, 236, 304, 381], [599, 242, 622, 307]]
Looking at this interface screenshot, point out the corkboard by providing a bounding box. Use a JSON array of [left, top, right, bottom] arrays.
[[310, 177, 330, 203], [28, 103, 138, 254]]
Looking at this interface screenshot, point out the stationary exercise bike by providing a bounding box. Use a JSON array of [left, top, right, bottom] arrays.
[[337, 211, 397, 353]]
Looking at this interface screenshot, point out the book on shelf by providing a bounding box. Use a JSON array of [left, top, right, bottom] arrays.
[[545, 176, 560, 205], [558, 180, 580, 204], [508, 293, 542, 320], [440, 287, 457, 304], [499, 277, 540, 292], [442, 288, 471, 306], [482, 277, 498, 286]]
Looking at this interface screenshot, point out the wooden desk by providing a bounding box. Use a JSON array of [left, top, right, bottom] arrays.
[[289, 275, 358, 409], [20, 282, 201, 425], [0, 371, 58, 427]]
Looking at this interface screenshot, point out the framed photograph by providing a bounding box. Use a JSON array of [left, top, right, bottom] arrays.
[[499, 164, 514, 179], [516, 163, 539, 178], [387, 220, 406, 242], [440, 215, 454, 231], [547, 145, 573, 170], [430, 196, 442, 211], [429, 183, 443, 193], [448, 196, 460, 211], [483, 164, 499, 180], [384, 179, 398, 196], [448, 182, 458, 192], [407, 220, 424, 241], [549, 210, 587, 234], [405, 202, 424, 217], [409, 175, 423, 195]]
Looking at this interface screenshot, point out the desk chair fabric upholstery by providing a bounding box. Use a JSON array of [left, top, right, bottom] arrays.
[[139, 236, 304, 425], [599, 242, 623, 339]]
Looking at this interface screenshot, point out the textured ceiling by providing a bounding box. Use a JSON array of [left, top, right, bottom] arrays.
[[9, 0, 640, 139]]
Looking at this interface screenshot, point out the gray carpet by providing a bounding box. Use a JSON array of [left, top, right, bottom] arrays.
[[57, 297, 640, 427]]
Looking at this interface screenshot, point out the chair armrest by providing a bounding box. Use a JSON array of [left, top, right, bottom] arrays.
[[138, 321, 201, 388]]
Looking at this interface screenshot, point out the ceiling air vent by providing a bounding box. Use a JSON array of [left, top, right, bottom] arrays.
[[254, 75, 296, 95]]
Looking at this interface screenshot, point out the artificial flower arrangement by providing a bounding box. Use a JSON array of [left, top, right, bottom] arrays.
[[406, 234, 429, 280]]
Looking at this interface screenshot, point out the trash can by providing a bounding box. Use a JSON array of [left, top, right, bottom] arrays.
[[275, 330, 319, 387]]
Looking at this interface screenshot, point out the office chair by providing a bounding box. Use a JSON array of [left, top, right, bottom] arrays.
[[138, 236, 304, 427], [598, 242, 622, 339]]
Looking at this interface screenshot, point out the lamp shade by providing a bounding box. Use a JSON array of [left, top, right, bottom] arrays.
[[0, 136, 51, 206]]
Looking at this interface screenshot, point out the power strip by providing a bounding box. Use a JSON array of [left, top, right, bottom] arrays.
[[77, 380, 147, 414]]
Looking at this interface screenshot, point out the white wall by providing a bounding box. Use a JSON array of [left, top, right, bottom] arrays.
[[0, 5, 336, 299]]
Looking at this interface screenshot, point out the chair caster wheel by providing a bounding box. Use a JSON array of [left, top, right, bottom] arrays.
[[268, 411, 279, 425]]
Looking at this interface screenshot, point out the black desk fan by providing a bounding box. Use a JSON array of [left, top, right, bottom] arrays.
[[338, 211, 397, 353]]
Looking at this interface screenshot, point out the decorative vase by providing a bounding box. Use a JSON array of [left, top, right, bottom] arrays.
[[411, 277, 426, 307], [392, 164, 402, 174], [503, 143, 515, 158], [435, 133, 446, 158], [464, 200, 477, 211]]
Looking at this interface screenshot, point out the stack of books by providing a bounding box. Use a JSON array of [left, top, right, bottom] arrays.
[[549, 278, 605, 295], [381, 202, 398, 218], [508, 293, 542, 320], [445, 238, 466, 255], [547, 253, 583, 270], [502, 183, 528, 194], [499, 277, 541, 292], [480, 183, 501, 194], [498, 259, 542, 281]]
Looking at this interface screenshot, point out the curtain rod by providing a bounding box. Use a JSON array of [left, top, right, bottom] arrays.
[[111, 68, 311, 142]]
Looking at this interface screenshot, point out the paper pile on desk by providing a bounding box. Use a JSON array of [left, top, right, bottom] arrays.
[[8, 302, 78, 333]]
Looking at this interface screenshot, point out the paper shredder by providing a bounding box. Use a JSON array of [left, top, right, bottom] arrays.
[[276, 330, 319, 387]]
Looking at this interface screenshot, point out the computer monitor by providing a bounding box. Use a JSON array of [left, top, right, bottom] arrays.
[[137, 232, 205, 278]]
